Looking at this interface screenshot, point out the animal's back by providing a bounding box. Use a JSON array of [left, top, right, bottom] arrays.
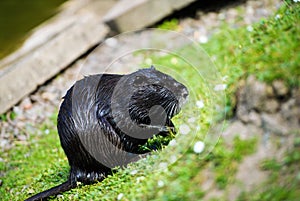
[[57, 74, 123, 182]]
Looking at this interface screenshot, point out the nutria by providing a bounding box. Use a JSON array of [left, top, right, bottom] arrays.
[[25, 66, 188, 201]]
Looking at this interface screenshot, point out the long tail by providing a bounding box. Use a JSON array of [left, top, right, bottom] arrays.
[[25, 179, 76, 201]]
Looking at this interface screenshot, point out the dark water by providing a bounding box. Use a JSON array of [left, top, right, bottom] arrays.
[[0, 0, 67, 59]]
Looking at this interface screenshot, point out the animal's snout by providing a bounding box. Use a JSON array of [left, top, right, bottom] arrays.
[[178, 87, 189, 108], [182, 88, 189, 99]]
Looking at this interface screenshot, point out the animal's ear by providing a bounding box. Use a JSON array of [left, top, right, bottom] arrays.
[[150, 65, 156, 70]]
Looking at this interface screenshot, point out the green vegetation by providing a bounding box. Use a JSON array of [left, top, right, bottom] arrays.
[[202, 0, 300, 116], [205, 1, 300, 103], [138, 132, 176, 153], [0, 111, 16, 121], [157, 19, 179, 31], [205, 1, 299, 87], [0, 118, 68, 200], [0, 1, 299, 201]]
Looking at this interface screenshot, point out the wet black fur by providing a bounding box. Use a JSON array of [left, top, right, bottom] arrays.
[[25, 67, 188, 201]]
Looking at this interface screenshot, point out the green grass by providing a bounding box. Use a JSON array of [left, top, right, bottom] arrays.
[[202, 0, 300, 116], [0, 119, 68, 200], [157, 19, 180, 31], [205, 1, 300, 86], [0, 1, 299, 201]]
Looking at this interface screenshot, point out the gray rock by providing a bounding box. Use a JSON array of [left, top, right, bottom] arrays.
[[236, 79, 250, 122], [247, 76, 268, 110], [0, 139, 13, 151], [19, 97, 33, 110], [41, 92, 57, 102], [292, 88, 300, 104], [236, 105, 250, 123], [236, 76, 269, 122], [263, 98, 279, 113], [222, 120, 263, 143], [261, 113, 289, 135], [17, 135, 27, 141], [280, 98, 300, 129], [248, 111, 262, 126], [272, 80, 289, 97], [266, 85, 275, 98], [236, 76, 286, 128]]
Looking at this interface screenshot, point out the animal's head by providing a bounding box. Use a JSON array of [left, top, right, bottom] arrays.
[[128, 66, 188, 122], [110, 66, 188, 139]]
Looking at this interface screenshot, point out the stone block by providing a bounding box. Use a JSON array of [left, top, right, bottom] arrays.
[[104, 0, 197, 32], [0, 1, 112, 114]]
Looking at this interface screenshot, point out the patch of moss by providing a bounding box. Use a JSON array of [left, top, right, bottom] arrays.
[[157, 19, 180, 30]]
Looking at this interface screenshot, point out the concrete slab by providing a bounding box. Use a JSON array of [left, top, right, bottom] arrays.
[[0, 0, 116, 114], [103, 0, 197, 32], [0, 0, 198, 114]]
